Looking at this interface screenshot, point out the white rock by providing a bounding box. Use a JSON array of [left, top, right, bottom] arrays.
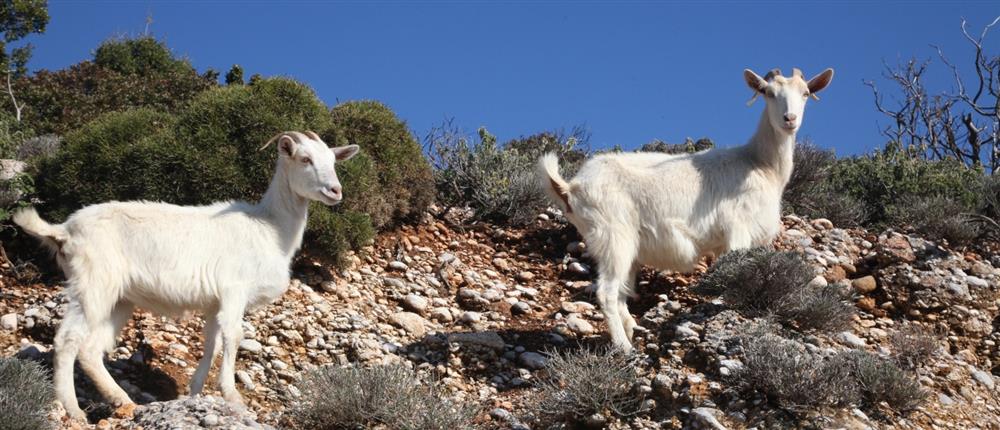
[[239, 339, 263, 354], [460, 311, 482, 323], [390, 312, 428, 337], [402, 294, 428, 314], [565, 316, 595, 335], [838, 332, 866, 348], [1, 313, 17, 331], [388, 261, 408, 271]]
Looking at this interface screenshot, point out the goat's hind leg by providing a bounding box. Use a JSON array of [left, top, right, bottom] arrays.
[[594, 248, 638, 353], [53, 302, 89, 420], [77, 301, 135, 407], [620, 264, 640, 341]]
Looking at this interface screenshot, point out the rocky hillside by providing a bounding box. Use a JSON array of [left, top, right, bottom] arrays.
[[1, 206, 998, 429]]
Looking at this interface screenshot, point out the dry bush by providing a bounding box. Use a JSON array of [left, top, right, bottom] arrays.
[[893, 195, 981, 246], [836, 350, 928, 412], [735, 330, 858, 409], [0, 357, 56, 430], [288, 364, 478, 430], [532, 348, 646, 425], [888, 325, 940, 370], [696, 248, 854, 332]]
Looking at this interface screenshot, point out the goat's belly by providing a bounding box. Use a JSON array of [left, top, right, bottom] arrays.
[[636, 227, 700, 273], [123, 285, 218, 316]]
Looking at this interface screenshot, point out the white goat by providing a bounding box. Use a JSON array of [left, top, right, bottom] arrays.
[[538, 68, 834, 352], [14, 131, 359, 420]]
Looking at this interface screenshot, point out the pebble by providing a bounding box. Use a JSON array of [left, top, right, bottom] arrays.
[[852, 276, 877, 294], [388, 261, 408, 271], [518, 352, 547, 370], [389, 312, 428, 337], [838, 331, 866, 348], [1, 313, 16, 331], [402, 294, 429, 314], [566, 316, 595, 335], [516, 271, 535, 282], [567, 262, 591, 275], [238, 339, 263, 354], [460, 311, 482, 323], [511, 301, 531, 315]]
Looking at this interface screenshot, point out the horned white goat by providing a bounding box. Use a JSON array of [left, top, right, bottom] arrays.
[[538, 68, 834, 352], [13, 131, 359, 420]]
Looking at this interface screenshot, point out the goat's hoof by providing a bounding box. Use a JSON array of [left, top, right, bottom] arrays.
[[223, 393, 246, 409], [63, 407, 87, 422], [112, 402, 137, 419]]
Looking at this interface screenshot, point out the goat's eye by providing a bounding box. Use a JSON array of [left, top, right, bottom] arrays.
[[301, 157, 312, 165], [803, 92, 810, 98]]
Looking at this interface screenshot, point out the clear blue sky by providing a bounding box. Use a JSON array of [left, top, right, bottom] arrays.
[[24, 1, 1000, 155]]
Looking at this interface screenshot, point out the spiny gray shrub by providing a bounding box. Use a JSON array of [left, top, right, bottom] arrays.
[[735, 329, 858, 409], [888, 324, 940, 370], [638, 137, 714, 154], [892, 195, 981, 246], [427, 122, 586, 223], [836, 350, 928, 411], [696, 248, 854, 332], [532, 348, 646, 425], [288, 364, 478, 430], [16, 134, 61, 161], [0, 357, 55, 430]]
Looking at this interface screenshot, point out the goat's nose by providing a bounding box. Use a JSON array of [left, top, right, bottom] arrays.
[[329, 185, 342, 199], [783, 113, 798, 122]]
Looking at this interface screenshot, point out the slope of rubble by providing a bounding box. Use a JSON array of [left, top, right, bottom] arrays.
[[0, 207, 998, 429]]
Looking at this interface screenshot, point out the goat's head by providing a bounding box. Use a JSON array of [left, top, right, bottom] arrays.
[[262, 131, 360, 205], [744, 67, 834, 134]]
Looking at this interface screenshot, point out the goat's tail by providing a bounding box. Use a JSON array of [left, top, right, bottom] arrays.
[[12, 207, 68, 254], [537, 152, 573, 213]]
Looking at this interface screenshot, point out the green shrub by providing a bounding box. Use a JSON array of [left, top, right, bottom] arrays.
[[696, 248, 854, 332], [0, 357, 55, 430], [327, 100, 434, 229], [532, 348, 645, 425], [93, 36, 194, 77], [15, 134, 61, 161], [428, 123, 585, 223], [826, 150, 983, 227], [34, 108, 185, 220], [638, 137, 714, 154], [7, 37, 214, 135], [288, 364, 478, 430]]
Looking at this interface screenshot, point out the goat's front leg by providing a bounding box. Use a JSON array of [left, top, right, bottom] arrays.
[[190, 308, 220, 395], [215, 301, 246, 406]]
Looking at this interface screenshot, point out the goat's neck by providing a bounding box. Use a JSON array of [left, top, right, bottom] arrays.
[[746, 109, 796, 186], [258, 163, 309, 258]]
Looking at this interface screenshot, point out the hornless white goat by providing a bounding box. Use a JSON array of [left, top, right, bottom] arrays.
[[13, 131, 359, 420], [538, 68, 834, 352]]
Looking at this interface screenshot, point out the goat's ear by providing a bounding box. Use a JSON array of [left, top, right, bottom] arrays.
[[807, 68, 834, 95], [743, 69, 767, 94], [332, 144, 360, 161], [277, 134, 298, 158]]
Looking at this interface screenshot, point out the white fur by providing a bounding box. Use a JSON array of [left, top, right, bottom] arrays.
[[13, 131, 359, 420], [538, 68, 834, 352]]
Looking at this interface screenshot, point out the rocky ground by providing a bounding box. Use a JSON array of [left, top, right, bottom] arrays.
[[1, 206, 999, 429]]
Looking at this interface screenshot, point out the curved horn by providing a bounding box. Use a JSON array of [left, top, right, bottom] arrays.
[[792, 68, 804, 78], [763, 68, 782, 81]]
